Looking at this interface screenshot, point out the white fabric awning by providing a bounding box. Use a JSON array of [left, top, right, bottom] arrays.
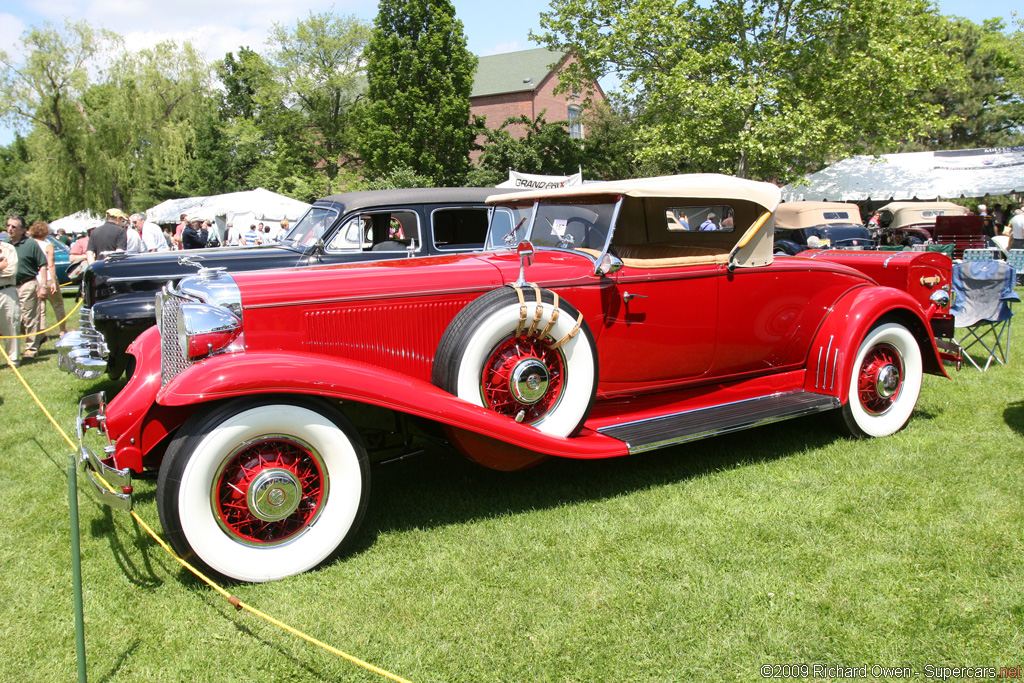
[[48, 210, 105, 234], [146, 188, 311, 225], [782, 147, 1024, 202]]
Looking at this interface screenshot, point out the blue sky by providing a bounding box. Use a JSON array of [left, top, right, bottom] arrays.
[[0, 0, 1018, 145]]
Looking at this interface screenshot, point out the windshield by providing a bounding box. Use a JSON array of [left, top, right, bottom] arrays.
[[528, 199, 617, 251], [283, 205, 340, 247], [486, 205, 534, 249]]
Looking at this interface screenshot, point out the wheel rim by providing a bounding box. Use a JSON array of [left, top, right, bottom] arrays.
[[481, 334, 565, 423], [857, 343, 904, 415], [213, 436, 329, 546]]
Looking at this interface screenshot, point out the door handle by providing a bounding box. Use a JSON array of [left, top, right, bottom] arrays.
[[623, 291, 647, 303]]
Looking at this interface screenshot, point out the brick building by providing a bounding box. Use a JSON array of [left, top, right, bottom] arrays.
[[470, 47, 606, 143]]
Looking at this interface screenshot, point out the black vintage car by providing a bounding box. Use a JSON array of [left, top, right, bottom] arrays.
[[58, 188, 501, 379], [772, 201, 876, 255]]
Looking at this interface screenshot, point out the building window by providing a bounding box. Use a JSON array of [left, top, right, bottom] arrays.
[[568, 105, 583, 140]]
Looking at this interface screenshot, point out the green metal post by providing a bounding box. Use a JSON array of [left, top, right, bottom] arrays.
[[68, 451, 88, 683]]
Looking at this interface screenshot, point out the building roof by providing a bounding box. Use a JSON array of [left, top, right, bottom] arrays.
[[471, 47, 567, 98]]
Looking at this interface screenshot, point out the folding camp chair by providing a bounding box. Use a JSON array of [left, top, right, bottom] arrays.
[[961, 248, 995, 262], [1007, 249, 1024, 285], [950, 260, 1019, 371]]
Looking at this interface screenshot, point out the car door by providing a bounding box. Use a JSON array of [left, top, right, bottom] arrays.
[[596, 262, 720, 385]]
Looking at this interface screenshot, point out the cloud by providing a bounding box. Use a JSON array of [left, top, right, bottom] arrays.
[[0, 13, 27, 59]]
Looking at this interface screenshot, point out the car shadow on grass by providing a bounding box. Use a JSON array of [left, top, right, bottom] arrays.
[[1004, 401, 1024, 437], [352, 413, 844, 556]]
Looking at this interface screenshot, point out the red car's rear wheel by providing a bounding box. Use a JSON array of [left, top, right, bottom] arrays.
[[838, 322, 922, 438]]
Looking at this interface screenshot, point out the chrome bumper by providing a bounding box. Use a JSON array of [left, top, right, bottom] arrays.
[[74, 392, 133, 510], [56, 307, 109, 379]]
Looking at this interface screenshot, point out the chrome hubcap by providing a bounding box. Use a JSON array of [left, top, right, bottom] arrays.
[[509, 358, 550, 404], [875, 364, 900, 399], [247, 468, 302, 522]]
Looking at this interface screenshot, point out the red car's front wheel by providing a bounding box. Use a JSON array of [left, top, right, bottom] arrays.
[[158, 397, 369, 582]]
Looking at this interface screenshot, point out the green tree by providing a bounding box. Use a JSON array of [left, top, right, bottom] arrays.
[[536, 0, 959, 182], [470, 113, 585, 186], [265, 12, 370, 196], [178, 49, 277, 197], [360, 0, 477, 185], [901, 17, 1024, 150], [0, 135, 33, 221], [0, 20, 210, 215]]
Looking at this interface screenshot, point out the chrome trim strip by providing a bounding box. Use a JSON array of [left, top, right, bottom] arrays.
[[830, 348, 840, 391], [815, 346, 824, 389]]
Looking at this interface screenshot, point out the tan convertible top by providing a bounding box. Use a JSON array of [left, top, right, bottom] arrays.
[[775, 201, 862, 230], [878, 201, 969, 230], [487, 174, 782, 213]]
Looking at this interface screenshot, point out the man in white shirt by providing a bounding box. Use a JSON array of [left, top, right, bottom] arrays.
[[125, 218, 145, 253], [224, 221, 241, 247], [1009, 208, 1024, 251], [130, 213, 169, 252]]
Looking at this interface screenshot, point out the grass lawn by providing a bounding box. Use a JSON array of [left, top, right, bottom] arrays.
[[1, 291, 1022, 682]]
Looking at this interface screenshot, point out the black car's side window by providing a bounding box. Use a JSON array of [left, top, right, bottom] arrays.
[[432, 208, 489, 251], [327, 210, 421, 253]]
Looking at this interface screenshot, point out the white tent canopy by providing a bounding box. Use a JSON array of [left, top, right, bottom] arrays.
[[48, 210, 105, 235], [146, 188, 311, 244], [782, 147, 1024, 202]]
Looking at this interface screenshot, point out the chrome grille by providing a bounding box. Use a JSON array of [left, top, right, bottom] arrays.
[[161, 294, 190, 385]]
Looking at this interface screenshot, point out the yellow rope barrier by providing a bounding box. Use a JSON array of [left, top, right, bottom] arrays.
[[0, 295, 83, 340], [0, 344, 415, 683]]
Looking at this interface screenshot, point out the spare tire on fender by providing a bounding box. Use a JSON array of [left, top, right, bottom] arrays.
[[432, 285, 598, 438]]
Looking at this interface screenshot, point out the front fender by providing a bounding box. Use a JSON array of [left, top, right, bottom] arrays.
[[157, 352, 628, 460], [805, 286, 948, 402]]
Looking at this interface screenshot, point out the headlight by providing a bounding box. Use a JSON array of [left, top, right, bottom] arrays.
[[929, 289, 951, 310], [176, 302, 243, 361]]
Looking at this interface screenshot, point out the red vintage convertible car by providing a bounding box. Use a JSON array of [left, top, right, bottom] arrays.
[[76, 175, 956, 582]]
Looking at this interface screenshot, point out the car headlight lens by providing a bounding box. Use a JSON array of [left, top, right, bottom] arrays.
[[176, 302, 243, 361]]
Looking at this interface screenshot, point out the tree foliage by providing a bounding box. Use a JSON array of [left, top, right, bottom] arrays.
[[0, 20, 210, 216], [899, 17, 1024, 151], [470, 113, 585, 186], [536, 0, 960, 182], [360, 0, 477, 185], [265, 12, 370, 197]]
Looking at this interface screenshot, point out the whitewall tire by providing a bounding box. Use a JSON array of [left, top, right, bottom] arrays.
[[157, 397, 369, 582], [433, 287, 597, 438], [838, 322, 923, 438]]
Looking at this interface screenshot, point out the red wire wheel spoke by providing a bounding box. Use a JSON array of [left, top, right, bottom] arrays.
[[481, 334, 565, 423], [857, 343, 904, 415], [214, 437, 327, 545]]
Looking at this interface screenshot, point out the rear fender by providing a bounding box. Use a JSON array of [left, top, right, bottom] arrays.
[[805, 287, 947, 403], [156, 352, 628, 460]]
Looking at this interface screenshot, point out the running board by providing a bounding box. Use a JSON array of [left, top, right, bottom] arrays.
[[597, 391, 841, 454]]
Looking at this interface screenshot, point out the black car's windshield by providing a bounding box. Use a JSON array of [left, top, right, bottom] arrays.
[[282, 205, 340, 247]]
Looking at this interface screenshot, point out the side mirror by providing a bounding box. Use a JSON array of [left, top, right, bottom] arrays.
[[406, 237, 417, 258]]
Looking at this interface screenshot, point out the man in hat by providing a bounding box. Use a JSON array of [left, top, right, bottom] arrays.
[[87, 208, 130, 263], [181, 216, 208, 250]]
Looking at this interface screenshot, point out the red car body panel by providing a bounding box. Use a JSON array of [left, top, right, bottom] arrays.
[[100, 237, 951, 475]]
